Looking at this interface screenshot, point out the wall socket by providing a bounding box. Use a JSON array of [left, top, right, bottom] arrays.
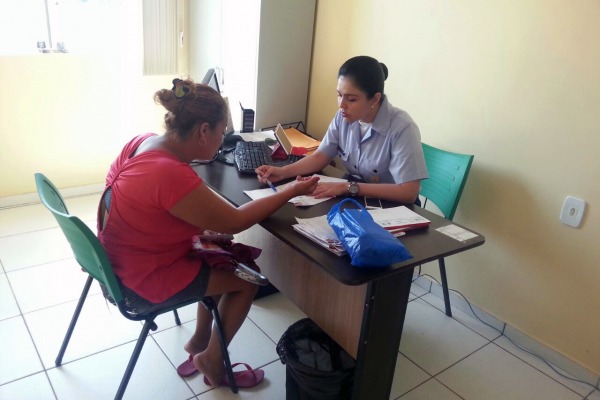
[[560, 196, 585, 228]]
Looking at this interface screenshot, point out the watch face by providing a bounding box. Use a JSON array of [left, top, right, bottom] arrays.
[[348, 182, 359, 195]]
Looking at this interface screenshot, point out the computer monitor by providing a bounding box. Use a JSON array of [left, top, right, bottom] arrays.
[[201, 68, 220, 93]]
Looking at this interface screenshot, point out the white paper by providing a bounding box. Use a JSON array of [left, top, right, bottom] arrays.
[[368, 206, 431, 230], [243, 174, 348, 207], [238, 130, 275, 142], [436, 225, 478, 241]]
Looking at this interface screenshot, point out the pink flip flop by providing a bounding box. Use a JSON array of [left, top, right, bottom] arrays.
[[203, 362, 265, 388], [176, 355, 198, 377]]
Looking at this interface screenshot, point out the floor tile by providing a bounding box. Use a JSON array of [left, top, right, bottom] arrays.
[[421, 292, 501, 341], [0, 316, 44, 385], [9, 258, 100, 313], [47, 339, 194, 400], [0, 204, 57, 237], [24, 294, 143, 369], [0, 372, 56, 400], [0, 194, 100, 237], [0, 273, 20, 320], [587, 389, 600, 399], [409, 280, 429, 298], [152, 302, 199, 333], [247, 292, 307, 344], [0, 228, 73, 272], [397, 378, 463, 400], [399, 298, 489, 375], [389, 353, 431, 399], [437, 342, 583, 400], [495, 335, 595, 397]]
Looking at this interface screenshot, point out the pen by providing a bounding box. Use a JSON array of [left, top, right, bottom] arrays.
[[266, 179, 277, 192]]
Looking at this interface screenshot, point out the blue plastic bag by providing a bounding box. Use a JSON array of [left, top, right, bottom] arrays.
[[327, 198, 412, 267]]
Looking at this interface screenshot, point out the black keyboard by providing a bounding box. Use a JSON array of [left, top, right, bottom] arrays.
[[233, 141, 302, 174]]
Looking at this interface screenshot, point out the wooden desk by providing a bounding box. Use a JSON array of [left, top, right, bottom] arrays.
[[194, 161, 485, 400]]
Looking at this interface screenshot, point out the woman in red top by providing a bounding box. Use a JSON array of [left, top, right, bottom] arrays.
[[98, 79, 319, 387]]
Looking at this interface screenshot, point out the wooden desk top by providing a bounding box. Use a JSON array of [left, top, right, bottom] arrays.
[[193, 161, 485, 286]]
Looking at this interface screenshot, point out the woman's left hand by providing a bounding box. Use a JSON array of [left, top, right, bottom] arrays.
[[311, 182, 348, 199]]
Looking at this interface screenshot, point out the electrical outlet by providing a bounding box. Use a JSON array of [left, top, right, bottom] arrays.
[[560, 196, 585, 228]]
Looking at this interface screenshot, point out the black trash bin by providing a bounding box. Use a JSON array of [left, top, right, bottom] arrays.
[[276, 318, 356, 400]]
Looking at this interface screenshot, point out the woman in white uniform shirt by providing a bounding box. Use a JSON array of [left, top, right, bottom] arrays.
[[256, 55, 428, 204]]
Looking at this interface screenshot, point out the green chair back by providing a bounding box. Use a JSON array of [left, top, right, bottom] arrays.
[[420, 143, 474, 220], [34, 173, 123, 304]]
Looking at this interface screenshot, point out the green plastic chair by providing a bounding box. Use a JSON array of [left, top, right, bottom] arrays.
[[34, 173, 237, 399], [420, 143, 474, 317]]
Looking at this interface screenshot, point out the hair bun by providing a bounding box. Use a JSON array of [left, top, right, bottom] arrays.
[[380, 63, 389, 80]]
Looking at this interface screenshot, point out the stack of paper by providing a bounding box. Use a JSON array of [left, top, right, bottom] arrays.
[[368, 206, 432, 234], [292, 206, 430, 256], [292, 215, 347, 255], [283, 127, 321, 154]]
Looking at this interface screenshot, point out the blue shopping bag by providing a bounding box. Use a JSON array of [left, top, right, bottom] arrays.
[[326, 198, 412, 267]]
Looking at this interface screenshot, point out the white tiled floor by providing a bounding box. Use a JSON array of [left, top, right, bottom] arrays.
[[1, 194, 599, 400]]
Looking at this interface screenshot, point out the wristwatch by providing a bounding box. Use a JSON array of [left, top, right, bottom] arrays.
[[347, 181, 360, 197]]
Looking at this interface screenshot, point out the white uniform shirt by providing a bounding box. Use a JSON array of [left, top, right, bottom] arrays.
[[318, 97, 428, 184]]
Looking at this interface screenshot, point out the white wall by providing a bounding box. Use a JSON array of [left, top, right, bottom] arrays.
[[189, 0, 315, 132]]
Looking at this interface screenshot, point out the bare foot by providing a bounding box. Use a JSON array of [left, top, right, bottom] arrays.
[[183, 339, 208, 357], [193, 352, 224, 386]]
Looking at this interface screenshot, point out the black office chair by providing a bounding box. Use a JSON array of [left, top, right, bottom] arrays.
[[419, 143, 474, 317], [34, 173, 238, 399]]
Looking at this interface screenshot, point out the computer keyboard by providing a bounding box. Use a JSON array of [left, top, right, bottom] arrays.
[[233, 141, 302, 174]]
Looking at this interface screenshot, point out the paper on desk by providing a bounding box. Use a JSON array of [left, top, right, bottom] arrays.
[[292, 215, 346, 255], [436, 225, 478, 242], [238, 130, 275, 142], [243, 174, 348, 207], [368, 206, 431, 232]]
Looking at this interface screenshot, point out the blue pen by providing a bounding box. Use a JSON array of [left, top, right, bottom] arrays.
[[266, 179, 277, 192]]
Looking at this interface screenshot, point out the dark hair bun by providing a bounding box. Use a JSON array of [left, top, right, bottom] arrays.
[[380, 63, 389, 80]]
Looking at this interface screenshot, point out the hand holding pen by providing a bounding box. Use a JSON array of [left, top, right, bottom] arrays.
[[265, 179, 277, 192]]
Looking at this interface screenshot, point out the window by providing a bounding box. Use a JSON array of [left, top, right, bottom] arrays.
[[0, 0, 185, 75], [0, 0, 48, 55]]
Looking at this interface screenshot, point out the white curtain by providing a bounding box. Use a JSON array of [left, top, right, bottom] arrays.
[[143, 0, 182, 75]]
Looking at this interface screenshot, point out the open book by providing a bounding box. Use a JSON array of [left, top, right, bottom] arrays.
[[292, 205, 431, 256]]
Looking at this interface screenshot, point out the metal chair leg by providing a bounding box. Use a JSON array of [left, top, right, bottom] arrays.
[[438, 258, 453, 317], [55, 275, 93, 366], [201, 297, 238, 393], [114, 319, 155, 400]]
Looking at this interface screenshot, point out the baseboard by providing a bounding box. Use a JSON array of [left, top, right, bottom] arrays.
[[0, 183, 104, 210], [412, 274, 599, 389]]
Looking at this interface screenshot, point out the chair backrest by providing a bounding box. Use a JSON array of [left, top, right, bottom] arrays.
[[34, 173, 124, 304], [420, 143, 474, 220]]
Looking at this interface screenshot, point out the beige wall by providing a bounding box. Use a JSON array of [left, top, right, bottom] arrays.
[[0, 54, 168, 197], [307, 0, 600, 375]]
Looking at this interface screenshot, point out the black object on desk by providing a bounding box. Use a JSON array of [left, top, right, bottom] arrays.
[[221, 133, 243, 153], [233, 141, 301, 174], [240, 102, 255, 133]]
